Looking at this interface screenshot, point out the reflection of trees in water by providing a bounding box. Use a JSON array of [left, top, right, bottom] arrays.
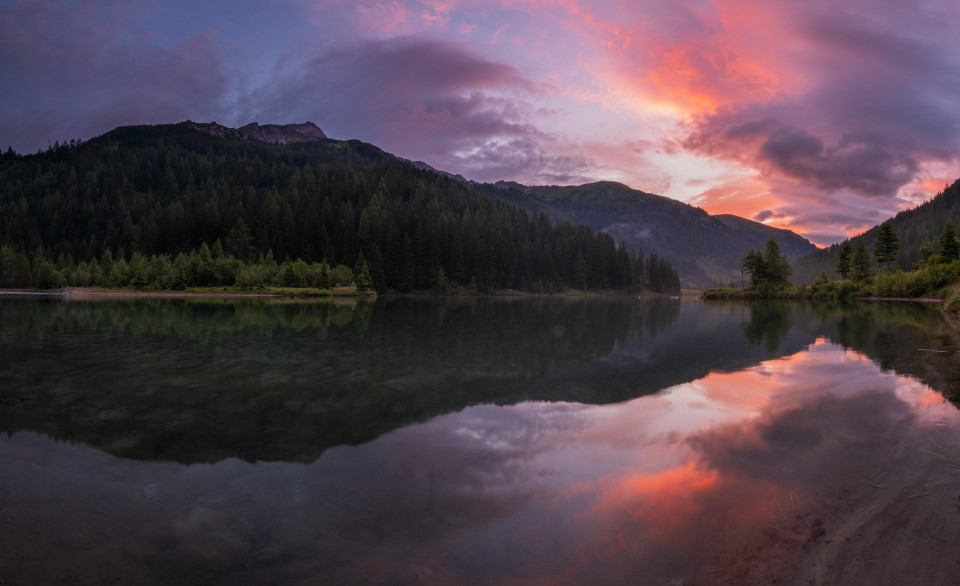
[[824, 302, 960, 403], [712, 298, 960, 405], [739, 302, 793, 355], [0, 296, 681, 365], [804, 301, 960, 404], [0, 296, 682, 464], [8, 296, 955, 464], [0, 297, 374, 345], [730, 300, 953, 377], [823, 301, 949, 363]]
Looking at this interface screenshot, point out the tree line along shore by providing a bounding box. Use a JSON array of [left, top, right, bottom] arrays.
[[705, 223, 960, 315], [0, 125, 682, 296]]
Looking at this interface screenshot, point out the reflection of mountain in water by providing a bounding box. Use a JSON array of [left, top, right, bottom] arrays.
[[1, 297, 956, 464]]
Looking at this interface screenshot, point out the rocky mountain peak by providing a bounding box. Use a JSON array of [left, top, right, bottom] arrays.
[[185, 121, 327, 144]]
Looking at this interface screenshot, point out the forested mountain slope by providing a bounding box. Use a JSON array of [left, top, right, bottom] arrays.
[[0, 123, 680, 293], [792, 178, 960, 284], [478, 180, 818, 289]]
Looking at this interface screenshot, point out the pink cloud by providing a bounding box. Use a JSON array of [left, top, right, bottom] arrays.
[[7, 0, 960, 243], [465, 0, 960, 239]]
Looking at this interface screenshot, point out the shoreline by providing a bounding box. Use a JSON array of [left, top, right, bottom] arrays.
[[0, 287, 373, 299], [0, 287, 689, 300]]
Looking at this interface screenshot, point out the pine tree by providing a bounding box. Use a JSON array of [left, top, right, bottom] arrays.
[[434, 266, 450, 295], [741, 249, 766, 286], [813, 270, 830, 291], [87, 257, 102, 286], [399, 234, 415, 291], [938, 222, 960, 262], [449, 233, 466, 284], [100, 249, 115, 281], [317, 259, 330, 289], [741, 239, 791, 286], [354, 259, 373, 292], [836, 241, 853, 280], [917, 239, 935, 267], [873, 222, 899, 271], [171, 253, 189, 290], [211, 238, 225, 260], [129, 253, 148, 289], [762, 238, 792, 285], [852, 240, 871, 280]]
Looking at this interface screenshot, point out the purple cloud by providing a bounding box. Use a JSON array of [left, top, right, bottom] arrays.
[[0, 1, 234, 153], [752, 210, 784, 223], [240, 37, 594, 183], [685, 107, 924, 200]]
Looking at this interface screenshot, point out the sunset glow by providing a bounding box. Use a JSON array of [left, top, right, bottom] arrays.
[[4, 0, 960, 243]]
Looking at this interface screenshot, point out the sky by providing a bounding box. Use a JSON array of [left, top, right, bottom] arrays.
[[3, 0, 960, 245]]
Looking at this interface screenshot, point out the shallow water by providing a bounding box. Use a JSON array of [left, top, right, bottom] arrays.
[[2, 297, 959, 584]]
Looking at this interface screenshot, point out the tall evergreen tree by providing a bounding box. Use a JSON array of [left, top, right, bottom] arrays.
[[741, 249, 766, 286], [938, 221, 960, 262], [917, 239, 935, 267], [741, 239, 791, 286], [762, 238, 792, 285], [836, 241, 853, 280], [354, 256, 373, 292], [226, 217, 255, 261], [399, 235, 415, 292], [852, 240, 871, 280], [873, 222, 899, 271]]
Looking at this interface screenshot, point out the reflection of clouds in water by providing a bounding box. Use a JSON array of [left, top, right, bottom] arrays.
[[689, 390, 915, 490], [453, 402, 591, 452], [332, 340, 952, 582], [5, 339, 955, 585]]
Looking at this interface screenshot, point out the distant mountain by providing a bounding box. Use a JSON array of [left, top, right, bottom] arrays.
[[792, 178, 960, 284], [476, 180, 818, 289]]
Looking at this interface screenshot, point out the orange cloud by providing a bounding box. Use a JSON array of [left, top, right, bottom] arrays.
[[526, 0, 791, 117], [689, 176, 782, 221]]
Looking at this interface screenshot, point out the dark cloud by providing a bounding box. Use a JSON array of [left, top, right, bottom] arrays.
[[752, 210, 784, 222], [685, 110, 922, 199], [0, 1, 234, 153], [242, 37, 590, 183], [759, 127, 823, 165]]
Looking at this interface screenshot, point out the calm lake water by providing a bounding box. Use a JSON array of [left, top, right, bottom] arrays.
[[2, 296, 960, 585]]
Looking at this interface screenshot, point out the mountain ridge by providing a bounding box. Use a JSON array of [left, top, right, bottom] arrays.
[[184, 120, 327, 144], [0, 122, 679, 294], [792, 178, 960, 283], [473, 179, 819, 288]]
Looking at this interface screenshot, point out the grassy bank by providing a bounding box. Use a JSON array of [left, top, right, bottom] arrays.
[[707, 260, 960, 305]]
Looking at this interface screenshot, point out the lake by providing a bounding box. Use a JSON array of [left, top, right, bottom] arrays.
[[2, 296, 960, 585]]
